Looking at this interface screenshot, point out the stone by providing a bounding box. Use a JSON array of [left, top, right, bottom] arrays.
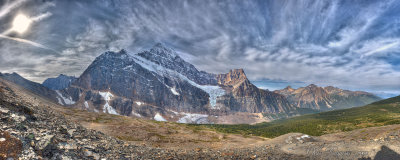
[[84, 149, 93, 157]]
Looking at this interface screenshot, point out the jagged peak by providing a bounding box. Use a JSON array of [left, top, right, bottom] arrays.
[[227, 69, 247, 80], [285, 86, 293, 89], [96, 49, 129, 60], [118, 49, 127, 54], [283, 86, 295, 92], [6, 72, 22, 77], [0, 72, 19, 77], [217, 68, 248, 86], [147, 43, 179, 58], [324, 86, 340, 90]]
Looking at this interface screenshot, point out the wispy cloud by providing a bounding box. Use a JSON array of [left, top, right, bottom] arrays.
[[0, 0, 27, 19], [31, 12, 52, 22], [0, 0, 399, 93]]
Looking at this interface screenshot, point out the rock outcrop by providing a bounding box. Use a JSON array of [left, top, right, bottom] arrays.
[[217, 69, 294, 113]]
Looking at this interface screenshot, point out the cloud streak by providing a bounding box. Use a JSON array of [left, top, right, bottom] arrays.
[[0, 35, 59, 54], [0, 0, 27, 19]]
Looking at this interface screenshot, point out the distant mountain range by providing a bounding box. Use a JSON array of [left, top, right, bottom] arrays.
[[0, 43, 383, 124], [275, 85, 381, 111], [42, 74, 77, 90]]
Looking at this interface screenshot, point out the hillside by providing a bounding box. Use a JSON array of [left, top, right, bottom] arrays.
[[205, 95, 400, 138]]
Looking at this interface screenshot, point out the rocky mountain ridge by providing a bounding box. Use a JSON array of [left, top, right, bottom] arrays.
[[0, 72, 60, 103], [275, 84, 381, 110]]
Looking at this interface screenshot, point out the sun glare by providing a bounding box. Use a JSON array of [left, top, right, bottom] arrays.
[[12, 14, 32, 34]]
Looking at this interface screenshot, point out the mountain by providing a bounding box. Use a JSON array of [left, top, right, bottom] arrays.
[[216, 69, 294, 113], [42, 74, 77, 90], [0, 72, 77, 106], [0, 72, 59, 102], [58, 43, 295, 124], [274, 84, 381, 110], [70, 48, 210, 117]]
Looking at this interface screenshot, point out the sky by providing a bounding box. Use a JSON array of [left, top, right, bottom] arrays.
[[0, 0, 399, 97]]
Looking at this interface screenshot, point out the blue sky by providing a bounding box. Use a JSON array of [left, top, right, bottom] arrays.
[[0, 0, 399, 97]]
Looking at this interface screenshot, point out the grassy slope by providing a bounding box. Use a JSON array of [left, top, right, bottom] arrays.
[[203, 95, 400, 138]]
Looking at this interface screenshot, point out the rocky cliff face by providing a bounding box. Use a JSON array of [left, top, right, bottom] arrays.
[[217, 69, 247, 87], [71, 48, 210, 117], [42, 74, 77, 90], [275, 84, 382, 110], [217, 69, 294, 113]]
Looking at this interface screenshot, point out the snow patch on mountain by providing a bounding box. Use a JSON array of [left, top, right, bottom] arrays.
[[154, 113, 167, 121], [131, 111, 142, 117], [132, 54, 224, 107], [99, 91, 118, 115], [170, 87, 180, 96], [177, 112, 209, 124], [56, 97, 63, 105], [135, 101, 143, 106], [55, 90, 75, 105], [84, 101, 89, 109]]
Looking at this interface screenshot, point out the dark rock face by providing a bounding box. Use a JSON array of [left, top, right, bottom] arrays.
[[275, 84, 382, 110], [0, 72, 59, 102], [72, 49, 210, 115], [42, 74, 77, 90], [217, 69, 294, 113]]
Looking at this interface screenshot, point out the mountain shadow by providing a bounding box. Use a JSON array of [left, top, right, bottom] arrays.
[[359, 145, 400, 160], [374, 145, 400, 160]]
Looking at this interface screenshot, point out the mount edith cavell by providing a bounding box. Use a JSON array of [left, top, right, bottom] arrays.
[[3, 1, 400, 159]]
